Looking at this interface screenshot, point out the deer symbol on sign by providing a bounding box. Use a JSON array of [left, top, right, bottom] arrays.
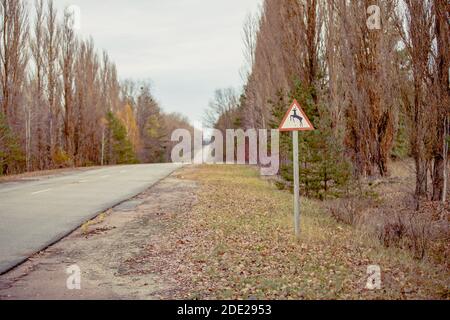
[[290, 107, 303, 126]]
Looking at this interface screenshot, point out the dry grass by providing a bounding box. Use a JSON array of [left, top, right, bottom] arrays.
[[326, 159, 449, 264], [143, 165, 449, 300]]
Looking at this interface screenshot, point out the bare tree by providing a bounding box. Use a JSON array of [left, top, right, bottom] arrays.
[[204, 87, 240, 130], [0, 0, 29, 173], [240, 12, 259, 81], [43, 0, 60, 166], [74, 38, 101, 165], [0, 0, 182, 174], [0, 0, 29, 118], [430, 0, 450, 201], [60, 7, 76, 160], [395, 0, 449, 203], [30, 0, 47, 169], [331, 0, 399, 177]]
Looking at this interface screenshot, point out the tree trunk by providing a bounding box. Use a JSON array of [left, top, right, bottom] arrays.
[[443, 119, 448, 203], [415, 156, 428, 203], [432, 155, 445, 201]]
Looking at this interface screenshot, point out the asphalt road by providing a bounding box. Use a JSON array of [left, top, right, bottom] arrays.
[[0, 163, 182, 274]]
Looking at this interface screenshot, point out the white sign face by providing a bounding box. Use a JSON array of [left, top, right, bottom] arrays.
[[279, 100, 314, 132]]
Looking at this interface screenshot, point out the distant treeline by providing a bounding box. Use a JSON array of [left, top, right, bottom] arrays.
[[206, 0, 449, 202], [0, 0, 192, 175]]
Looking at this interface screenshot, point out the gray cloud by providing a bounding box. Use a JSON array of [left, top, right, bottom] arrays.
[[54, 0, 262, 123]]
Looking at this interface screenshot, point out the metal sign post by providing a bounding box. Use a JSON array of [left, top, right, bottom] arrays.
[[279, 99, 314, 238], [293, 130, 300, 238]]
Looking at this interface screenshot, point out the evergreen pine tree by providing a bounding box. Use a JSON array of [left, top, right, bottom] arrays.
[[0, 112, 25, 175], [272, 81, 351, 198], [106, 111, 139, 165]]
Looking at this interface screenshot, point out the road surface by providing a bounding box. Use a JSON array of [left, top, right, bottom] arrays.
[[0, 163, 182, 274]]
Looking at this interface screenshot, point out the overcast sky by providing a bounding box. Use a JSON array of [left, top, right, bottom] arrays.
[[53, 0, 262, 125]]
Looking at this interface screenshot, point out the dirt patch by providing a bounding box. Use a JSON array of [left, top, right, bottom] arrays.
[[0, 173, 197, 300]]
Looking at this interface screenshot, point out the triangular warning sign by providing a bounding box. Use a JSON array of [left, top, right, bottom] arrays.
[[279, 99, 315, 132]]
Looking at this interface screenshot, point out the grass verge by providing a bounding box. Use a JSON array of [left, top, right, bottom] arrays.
[[152, 165, 449, 299]]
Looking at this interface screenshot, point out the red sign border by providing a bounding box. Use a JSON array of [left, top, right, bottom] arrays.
[[278, 99, 315, 132]]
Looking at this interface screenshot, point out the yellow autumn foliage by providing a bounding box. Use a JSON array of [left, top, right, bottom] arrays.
[[117, 104, 141, 153]]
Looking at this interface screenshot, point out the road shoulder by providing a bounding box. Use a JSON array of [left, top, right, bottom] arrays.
[[0, 171, 197, 300]]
